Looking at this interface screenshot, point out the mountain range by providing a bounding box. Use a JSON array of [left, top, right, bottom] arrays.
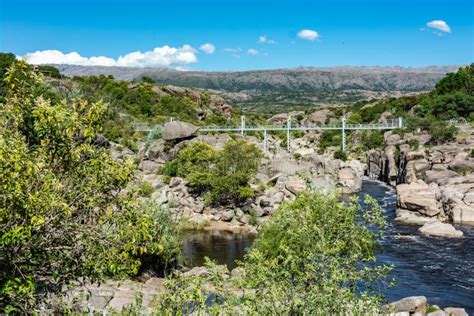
[[54, 64, 463, 113]]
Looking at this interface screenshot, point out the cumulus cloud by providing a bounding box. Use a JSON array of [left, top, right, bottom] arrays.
[[247, 48, 259, 56], [297, 29, 319, 41], [258, 35, 275, 44], [21, 45, 198, 68], [426, 20, 451, 33], [199, 43, 216, 54]]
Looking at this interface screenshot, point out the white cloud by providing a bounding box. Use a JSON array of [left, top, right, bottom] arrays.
[[223, 47, 241, 53], [199, 43, 216, 54], [247, 48, 259, 56], [297, 29, 319, 41], [426, 20, 451, 33], [258, 35, 275, 44], [21, 45, 198, 68]]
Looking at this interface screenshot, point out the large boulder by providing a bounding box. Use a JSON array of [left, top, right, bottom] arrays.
[[337, 167, 362, 194], [450, 204, 474, 224], [387, 296, 427, 314], [397, 181, 442, 217], [425, 170, 459, 185], [285, 176, 307, 195], [162, 121, 198, 141], [419, 220, 464, 238]]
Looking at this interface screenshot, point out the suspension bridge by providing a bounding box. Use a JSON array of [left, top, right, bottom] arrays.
[[136, 116, 404, 152], [199, 116, 403, 152]]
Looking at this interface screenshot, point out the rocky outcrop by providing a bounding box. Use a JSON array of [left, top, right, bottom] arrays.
[[387, 296, 427, 314], [370, 125, 474, 225], [418, 220, 464, 238], [397, 181, 442, 217], [162, 121, 198, 141]]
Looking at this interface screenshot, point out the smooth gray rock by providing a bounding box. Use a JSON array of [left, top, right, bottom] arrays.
[[388, 296, 427, 313], [162, 121, 198, 141], [419, 220, 464, 238]]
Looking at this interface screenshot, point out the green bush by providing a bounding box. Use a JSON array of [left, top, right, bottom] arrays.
[[333, 149, 348, 161], [0, 61, 180, 312], [429, 120, 458, 144], [156, 192, 391, 314], [170, 139, 262, 205], [138, 181, 154, 197], [471, 148, 474, 158], [360, 130, 384, 150], [408, 139, 420, 150]]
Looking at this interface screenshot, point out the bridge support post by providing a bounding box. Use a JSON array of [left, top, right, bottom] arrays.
[[287, 115, 291, 152], [398, 117, 403, 128], [240, 116, 245, 136], [263, 128, 268, 153], [341, 116, 346, 152]]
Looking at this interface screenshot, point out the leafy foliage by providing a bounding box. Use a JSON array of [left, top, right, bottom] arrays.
[[0, 61, 180, 312], [162, 139, 262, 205], [156, 192, 391, 314]]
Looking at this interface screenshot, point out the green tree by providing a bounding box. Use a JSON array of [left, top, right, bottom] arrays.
[[166, 139, 262, 205], [157, 192, 391, 314], [429, 120, 458, 144], [0, 61, 180, 312]]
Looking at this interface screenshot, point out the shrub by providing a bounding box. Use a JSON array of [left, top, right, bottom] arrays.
[[361, 130, 384, 149], [0, 61, 180, 312], [408, 139, 420, 150], [171, 139, 261, 205], [156, 192, 391, 314], [471, 148, 474, 158], [429, 120, 458, 144], [138, 181, 154, 197], [333, 149, 348, 161]]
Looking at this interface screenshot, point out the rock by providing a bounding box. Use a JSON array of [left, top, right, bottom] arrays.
[[221, 209, 235, 221], [443, 307, 468, 316], [144, 139, 166, 160], [424, 169, 459, 185], [427, 310, 447, 316], [285, 176, 307, 195], [138, 160, 161, 174], [183, 266, 209, 277], [169, 177, 182, 188], [162, 121, 198, 141], [449, 152, 474, 173], [305, 109, 330, 125], [388, 296, 427, 314], [269, 158, 312, 175], [395, 209, 434, 225], [385, 132, 401, 146], [411, 159, 430, 173], [255, 173, 270, 184], [250, 207, 265, 217], [406, 148, 425, 161], [450, 204, 474, 223], [337, 167, 362, 194], [397, 181, 442, 217], [311, 176, 336, 195], [419, 220, 464, 238], [92, 133, 110, 148]]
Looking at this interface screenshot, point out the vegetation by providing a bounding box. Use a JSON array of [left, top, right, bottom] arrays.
[[0, 60, 180, 312], [156, 192, 391, 314], [333, 149, 348, 161], [161, 140, 262, 205]]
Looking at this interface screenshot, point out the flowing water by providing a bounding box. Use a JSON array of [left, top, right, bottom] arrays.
[[181, 180, 474, 312]]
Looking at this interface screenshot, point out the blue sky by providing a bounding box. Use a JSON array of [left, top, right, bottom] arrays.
[[1, 0, 472, 70]]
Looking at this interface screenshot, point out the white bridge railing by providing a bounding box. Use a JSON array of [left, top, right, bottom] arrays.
[[136, 116, 403, 152], [199, 116, 403, 152]]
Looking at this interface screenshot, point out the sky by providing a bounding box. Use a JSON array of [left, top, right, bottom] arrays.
[[0, 0, 473, 71]]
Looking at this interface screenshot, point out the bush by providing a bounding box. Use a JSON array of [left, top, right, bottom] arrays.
[[361, 130, 384, 149], [138, 181, 154, 197], [170, 139, 262, 205], [429, 120, 458, 144], [156, 192, 391, 314], [0, 61, 180, 312], [333, 149, 348, 161], [408, 139, 420, 150]]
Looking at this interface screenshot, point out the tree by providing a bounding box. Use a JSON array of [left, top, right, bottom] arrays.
[[0, 60, 180, 312], [429, 120, 458, 144], [156, 192, 391, 314], [165, 139, 262, 205]]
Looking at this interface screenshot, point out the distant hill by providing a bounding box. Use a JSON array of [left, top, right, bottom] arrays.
[[54, 64, 463, 114]]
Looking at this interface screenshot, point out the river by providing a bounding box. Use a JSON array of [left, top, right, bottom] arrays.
[[181, 180, 474, 312]]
